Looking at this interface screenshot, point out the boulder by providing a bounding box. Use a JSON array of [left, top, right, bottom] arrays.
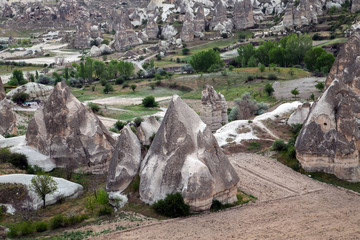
[[106, 125, 142, 193], [295, 33, 360, 182], [0, 78, 5, 100], [200, 85, 228, 132], [0, 100, 17, 136], [287, 102, 311, 125], [99, 44, 112, 55], [162, 24, 178, 39], [89, 45, 102, 57], [26, 81, 116, 174], [6, 82, 53, 102], [233, 0, 255, 29], [0, 225, 6, 239], [140, 95, 239, 211], [136, 116, 161, 145]]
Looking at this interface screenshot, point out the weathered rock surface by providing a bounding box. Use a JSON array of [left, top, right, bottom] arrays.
[[194, 6, 205, 37], [352, 0, 360, 13], [26, 81, 116, 174], [296, 33, 360, 182], [73, 20, 91, 49], [233, 0, 255, 29], [209, 0, 233, 33], [7, 82, 53, 102], [145, 17, 159, 39], [140, 95, 239, 211], [162, 24, 178, 40], [180, 11, 195, 42], [136, 116, 161, 145], [89, 44, 112, 57], [200, 85, 228, 132], [107, 125, 142, 193], [0, 100, 17, 136], [0, 78, 5, 100], [287, 102, 311, 125], [283, 0, 323, 29]]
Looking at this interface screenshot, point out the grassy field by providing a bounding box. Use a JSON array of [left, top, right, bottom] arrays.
[[101, 105, 160, 121], [0, 65, 43, 76]]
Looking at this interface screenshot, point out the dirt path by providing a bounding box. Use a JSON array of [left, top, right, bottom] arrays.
[[91, 153, 360, 240]]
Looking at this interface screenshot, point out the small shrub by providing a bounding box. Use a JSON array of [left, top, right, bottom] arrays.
[[259, 64, 265, 72], [248, 142, 261, 151], [268, 73, 277, 80], [134, 117, 143, 127], [228, 65, 234, 71], [153, 193, 190, 218], [150, 83, 155, 90], [50, 214, 65, 229], [115, 77, 124, 85], [12, 92, 29, 104], [96, 188, 109, 205], [315, 82, 325, 91], [114, 120, 126, 131], [122, 82, 129, 88], [272, 139, 287, 151], [130, 84, 137, 92], [247, 75, 254, 81], [142, 96, 158, 108], [264, 83, 274, 96], [97, 206, 113, 216], [130, 125, 137, 135], [9, 153, 28, 170], [88, 102, 100, 113], [182, 48, 190, 55], [35, 221, 48, 232], [85, 195, 96, 212]]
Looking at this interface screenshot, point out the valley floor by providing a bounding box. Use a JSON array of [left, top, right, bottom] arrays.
[[90, 153, 360, 239]]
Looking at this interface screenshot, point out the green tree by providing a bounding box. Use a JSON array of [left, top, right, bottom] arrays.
[[283, 33, 312, 66], [264, 83, 274, 96], [189, 49, 224, 72], [315, 52, 335, 74], [12, 92, 29, 104], [118, 61, 135, 79], [64, 67, 69, 80], [237, 43, 256, 67], [247, 56, 257, 67], [304, 47, 326, 71], [93, 60, 106, 78], [30, 174, 58, 208], [130, 84, 137, 92], [85, 57, 93, 82], [142, 96, 158, 107], [182, 48, 190, 55], [259, 64, 265, 72], [291, 88, 299, 98], [315, 82, 325, 91], [79, 62, 86, 80], [255, 41, 275, 66], [269, 46, 286, 67], [103, 83, 114, 94], [35, 70, 39, 80], [107, 59, 118, 79], [8, 70, 27, 86]]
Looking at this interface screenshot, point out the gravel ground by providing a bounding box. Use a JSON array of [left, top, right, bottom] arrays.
[[90, 153, 360, 240]]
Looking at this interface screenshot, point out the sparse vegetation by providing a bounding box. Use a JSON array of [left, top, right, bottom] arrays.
[[153, 193, 190, 218]]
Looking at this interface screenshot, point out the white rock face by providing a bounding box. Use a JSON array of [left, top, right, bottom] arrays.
[[162, 24, 178, 39], [0, 174, 83, 210], [7, 83, 53, 102], [287, 102, 311, 125], [140, 95, 239, 211], [106, 125, 142, 193], [136, 116, 161, 145], [89, 45, 102, 57]]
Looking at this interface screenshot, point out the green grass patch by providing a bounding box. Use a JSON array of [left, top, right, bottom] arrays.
[[0, 65, 43, 75], [102, 104, 159, 121]]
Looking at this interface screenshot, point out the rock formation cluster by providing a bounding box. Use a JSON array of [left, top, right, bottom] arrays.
[[0, 100, 17, 136], [26, 81, 116, 174], [287, 102, 311, 125], [296, 33, 360, 182], [136, 116, 161, 146], [200, 85, 228, 132], [139, 95, 239, 211], [6, 83, 54, 102]]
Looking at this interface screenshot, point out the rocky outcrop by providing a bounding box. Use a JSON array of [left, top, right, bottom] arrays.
[[295, 33, 360, 182], [283, 0, 323, 29], [73, 20, 91, 49], [106, 125, 142, 193], [136, 116, 161, 145], [26, 81, 116, 174], [113, 9, 143, 52], [209, 0, 233, 33], [7, 83, 53, 102], [161, 24, 178, 40], [352, 0, 360, 13], [145, 17, 159, 39], [194, 6, 205, 37], [180, 11, 195, 42], [0, 100, 17, 136], [200, 85, 228, 132], [287, 102, 311, 125], [140, 95, 239, 211], [233, 0, 255, 29], [89, 44, 112, 57], [0, 78, 5, 100]]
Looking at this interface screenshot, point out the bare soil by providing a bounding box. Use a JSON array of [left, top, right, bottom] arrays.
[[90, 153, 360, 240]]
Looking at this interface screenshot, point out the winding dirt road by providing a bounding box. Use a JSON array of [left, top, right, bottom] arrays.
[[92, 153, 360, 240]]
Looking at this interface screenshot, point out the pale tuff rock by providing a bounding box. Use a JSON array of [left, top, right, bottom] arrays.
[[89, 44, 112, 57], [233, 0, 255, 29], [106, 125, 142, 193], [194, 5, 206, 37], [26, 81, 116, 174], [180, 11, 195, 42], [145, 17, 159, 39], [282, 0, 323, 29], [73, 20, 91, 49], [7, 83, 54, 102], [296, 33, 360, 182], [136, 116, 161, 145], [210, 0, 233, 32], [161, 24, 178, 39], [0, 100, 17, 136], [352, 0, 360, 13], [140, 95, 239, 211], [0, 78, 6, 100], [200, 85, 228, 132], [287, 102, 311, 125]]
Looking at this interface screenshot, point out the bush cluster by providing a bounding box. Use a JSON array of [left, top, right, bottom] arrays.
[[12, 92, 29, 104], [0, 148, 28, 170], [142, 96, 158, 108], [153, 193, 190, 218]]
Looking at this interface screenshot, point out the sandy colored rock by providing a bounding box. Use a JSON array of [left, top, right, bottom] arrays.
[[7, 82, 53, 102], [140, 95, 239, 211], [180, 11, 194, 42], [26, 81, 116, 174], [106, 125, 142, 193], [0, 100, 17, 136], [145, 17, 159, 39], [194, 6, 205, 37], [283, 0, 323, 29], [296, 33, 360, 181], [136, 116, 160, 146], [352, 0, 360, 13], [233, 0, 255, 29], [0, 78, 5, 100], [287, 102, 311, 125], [200, 85, 228, 132]]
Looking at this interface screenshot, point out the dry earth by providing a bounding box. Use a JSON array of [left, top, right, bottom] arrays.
[[90, 153, 360, 240]]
